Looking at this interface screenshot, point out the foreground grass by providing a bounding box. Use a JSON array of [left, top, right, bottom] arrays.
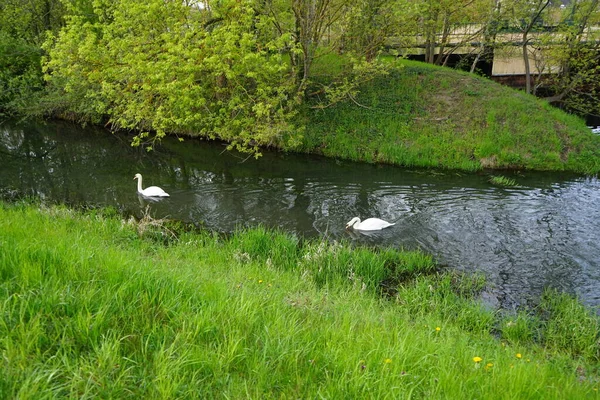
[[1, 202, 599, 398], [299, 58, 600, 173]]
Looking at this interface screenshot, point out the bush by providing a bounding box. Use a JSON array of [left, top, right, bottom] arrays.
[[0, 32, 44, 116]]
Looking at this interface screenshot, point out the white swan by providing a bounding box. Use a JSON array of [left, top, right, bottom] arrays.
[[346, 217, 394, 231], [134, 173, 170, 197]]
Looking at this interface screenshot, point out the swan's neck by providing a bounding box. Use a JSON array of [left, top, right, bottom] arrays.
[[137, 177, 143, 192], [353, 218, 361, 227]]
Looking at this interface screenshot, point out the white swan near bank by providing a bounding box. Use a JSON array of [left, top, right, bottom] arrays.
[[134, 173, 170, 197], [345, 217, 394, 231]]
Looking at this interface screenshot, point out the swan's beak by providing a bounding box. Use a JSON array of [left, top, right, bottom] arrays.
[[345, 224, 351, 230]]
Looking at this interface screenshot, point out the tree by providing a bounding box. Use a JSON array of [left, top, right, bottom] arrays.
[[0, 0, 66, 46], [510, 0, 552, 94], [43, 0, 299, 153], [469, 0, 503, 73], [542, 0, 600, 116], [0, 0, 67, 115], [339, 0, 408, 61], [409, 0, 490, 66], [292, 0, 347, 92], [258, 0, 353, 94], [254, 0, 391, 110]]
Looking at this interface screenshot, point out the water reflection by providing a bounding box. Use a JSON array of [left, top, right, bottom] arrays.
[[1, 119, 599, 310]]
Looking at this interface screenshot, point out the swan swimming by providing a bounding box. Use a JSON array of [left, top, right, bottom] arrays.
[[345, 217, 394, 231], [134, 173, 170, 197]]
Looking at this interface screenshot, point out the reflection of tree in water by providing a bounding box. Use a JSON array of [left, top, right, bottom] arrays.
[[356, 186, 372, 221], [2, 119, 179, 207], [1, 123, 56, 199], [288, 177, 315, 234]]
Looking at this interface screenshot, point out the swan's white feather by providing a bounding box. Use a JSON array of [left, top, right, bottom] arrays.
[[134, 173, 170, 197], [345, 217, 394, 231]]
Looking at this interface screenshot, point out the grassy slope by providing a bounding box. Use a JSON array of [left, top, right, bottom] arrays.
[[298, 58, 600, 173], [1, 202, 599, 398]]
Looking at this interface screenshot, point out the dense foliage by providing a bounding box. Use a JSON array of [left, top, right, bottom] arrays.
[[0, 33, 44, 115], [42, 0, 300, 152], [0, 0, 64, 116]]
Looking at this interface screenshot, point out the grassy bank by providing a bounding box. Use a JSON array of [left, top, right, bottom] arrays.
[[1, 202, 599, 398], [299, 59, 600, 173]]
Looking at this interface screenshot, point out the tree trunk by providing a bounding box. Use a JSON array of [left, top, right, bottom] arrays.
[[434, 13, 450, 65], [521, 0, 551, 94], [523, 34, 532, 94]]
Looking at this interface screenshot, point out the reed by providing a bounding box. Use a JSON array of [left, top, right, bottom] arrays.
[[1, 202, 598, 398]]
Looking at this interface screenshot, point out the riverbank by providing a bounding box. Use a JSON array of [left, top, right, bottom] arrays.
[[1, 201, 598, 398], [6, 54, 600, 174], [298, 59, 600, 173]]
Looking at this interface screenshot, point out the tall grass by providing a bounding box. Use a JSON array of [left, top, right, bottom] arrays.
[[1, 202, 599, 398]]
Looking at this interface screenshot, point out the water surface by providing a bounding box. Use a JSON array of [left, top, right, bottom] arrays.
[[2, 119, 599, 310]]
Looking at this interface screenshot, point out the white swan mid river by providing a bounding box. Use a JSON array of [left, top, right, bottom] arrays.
[[345, 217, 394, 231], [134, 173, 170, 197]]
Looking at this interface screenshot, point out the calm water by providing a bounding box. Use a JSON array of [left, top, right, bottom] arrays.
[[2, 119, 600, 310]]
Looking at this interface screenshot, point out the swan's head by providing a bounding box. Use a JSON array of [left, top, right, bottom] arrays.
[[345, 217, 361, 230], [134, 173, 142, 180]]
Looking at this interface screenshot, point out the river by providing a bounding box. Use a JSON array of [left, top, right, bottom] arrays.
[[2, 119, 599, 310]]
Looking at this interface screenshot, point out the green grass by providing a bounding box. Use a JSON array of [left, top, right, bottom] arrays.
[[298, 58, 600, 174], [1, 201, 599, 398]]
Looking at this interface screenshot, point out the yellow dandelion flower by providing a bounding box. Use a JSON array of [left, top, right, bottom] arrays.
[[435, 327, 441, 332], [384, 358, 392, 364], [258, 280, 263, 283], [516, 353, 522, 359], [486, 363, 493, 368], [473, 357, 482, 363]]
